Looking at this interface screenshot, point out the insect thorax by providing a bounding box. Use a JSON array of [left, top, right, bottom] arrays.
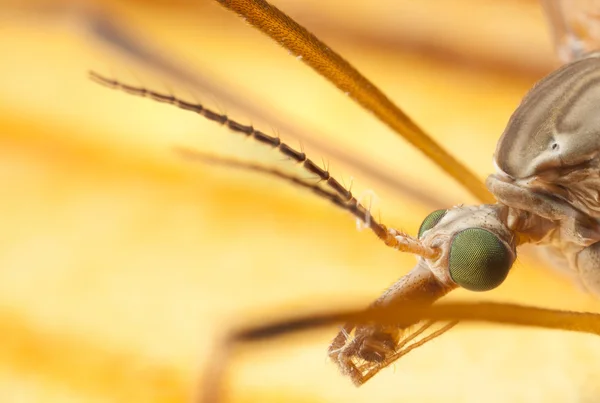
[[487, 52, 600, 277]]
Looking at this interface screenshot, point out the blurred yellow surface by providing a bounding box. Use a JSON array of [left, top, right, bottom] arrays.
[[1, 0, 600, 402]]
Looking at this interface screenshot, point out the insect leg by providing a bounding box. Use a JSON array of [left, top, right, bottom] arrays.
[[214, 0, 493, 203], [197, 301, 600, 403]]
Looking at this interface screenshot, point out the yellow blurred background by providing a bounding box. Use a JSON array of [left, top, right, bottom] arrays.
[[1, 0, 600, 402]]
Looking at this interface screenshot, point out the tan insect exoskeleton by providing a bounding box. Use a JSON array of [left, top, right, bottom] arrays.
[[88, 0, 600, 401]]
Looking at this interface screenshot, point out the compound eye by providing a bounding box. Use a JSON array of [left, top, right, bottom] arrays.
[[449, 228, 513, 291], [418, 209, 447, 238]]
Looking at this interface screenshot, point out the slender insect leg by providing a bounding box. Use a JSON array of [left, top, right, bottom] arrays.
[[214, 0, 493, 204], [197, 301, 600, 403]]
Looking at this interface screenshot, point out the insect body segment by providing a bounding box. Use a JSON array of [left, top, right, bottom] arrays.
[[412, 205, 517, 293], [489, 52, 600, 297], [494, 52, 600, 219]]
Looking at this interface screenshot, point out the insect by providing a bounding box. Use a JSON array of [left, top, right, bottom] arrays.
[[84, 0, 600, 402]]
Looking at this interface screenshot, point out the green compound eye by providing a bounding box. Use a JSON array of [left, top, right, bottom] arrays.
[[449, 228, 513, 292], [418, 209, 448, 238]]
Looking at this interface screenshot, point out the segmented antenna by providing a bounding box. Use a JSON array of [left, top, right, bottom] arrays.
[[176, 147, 386, 237], [89, 72, 414, 250]]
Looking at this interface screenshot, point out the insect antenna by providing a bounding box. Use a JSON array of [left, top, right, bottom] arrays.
[[176, 147, 385, 236], [90, 72, 427, 252], [86, 12, 448, 209]]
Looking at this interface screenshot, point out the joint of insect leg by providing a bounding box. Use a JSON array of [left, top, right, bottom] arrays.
[[385, 228, 440, 259]]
